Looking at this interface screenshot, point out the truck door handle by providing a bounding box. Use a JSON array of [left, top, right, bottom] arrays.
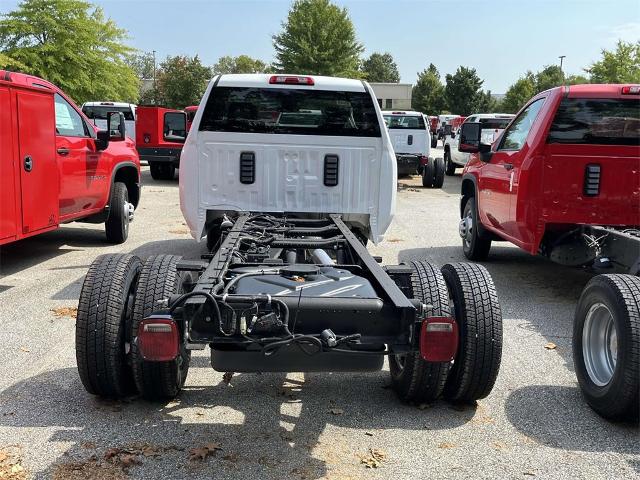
[[23, 155, 33, 172], [503, 163, 513, 170], [57, 147, 70, 156]]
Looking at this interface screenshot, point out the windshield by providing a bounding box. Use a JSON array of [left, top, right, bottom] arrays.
[[199, 87, 381, 137], [478, 118, 512, 130], [383, 115, 426, 130], [82, 105, 134, 121], [547, 98, 640, 146]]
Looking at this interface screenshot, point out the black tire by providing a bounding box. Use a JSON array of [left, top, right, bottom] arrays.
[[390, 261, 452, 403], [150, 162, 175, 180], [441, 263, 503, 403], [422, 158, 435, 188], [131, 255, 191, 401], [461, 196, 491, 260], [433, 157, 445, 188], [573, 274, 639, 421], [445, 150, 456, 176], [105, 182, 131, 244], [431, 135, 438, 149], [76, 254, 141, 398]]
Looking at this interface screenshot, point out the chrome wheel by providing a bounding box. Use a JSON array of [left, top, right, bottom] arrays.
[[582, 303, 617, 387]]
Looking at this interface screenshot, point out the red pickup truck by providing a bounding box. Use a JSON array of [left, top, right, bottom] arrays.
[[457, 84, 639, 421], [135, 106, 187, 180], [0, 71, 140, 246]]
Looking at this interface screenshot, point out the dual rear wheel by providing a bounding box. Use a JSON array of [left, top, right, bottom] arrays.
[[76, 254, 192, 401], [390, 261, 503, 404], [422, 157, 445, 189]]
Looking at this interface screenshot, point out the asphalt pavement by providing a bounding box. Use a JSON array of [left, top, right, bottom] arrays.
[[0, 148, 637, 479]]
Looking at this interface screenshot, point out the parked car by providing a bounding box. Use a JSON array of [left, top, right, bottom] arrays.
[[81, 101, 137, 140], [75, 74, 503, 408], [0, 71, 140, 246], [382, 110, 443, 187], [458, 84, 640, 421], [135, 106, 187, 180], [444, 113, 514, 175]]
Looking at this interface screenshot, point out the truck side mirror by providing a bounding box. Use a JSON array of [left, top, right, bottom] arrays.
[[458, 122, 481, 153], [107, 111, 126, 141], [96, 130, 109, 151]]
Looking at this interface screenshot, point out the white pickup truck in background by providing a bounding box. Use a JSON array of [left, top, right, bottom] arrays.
[[81, 101, 137, 141], [443, 113, 514, 175]]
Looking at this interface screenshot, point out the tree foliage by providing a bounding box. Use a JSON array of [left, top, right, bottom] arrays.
[[587, 40, 640, 83], [444, 66, 485, 116], [126, 51, 155, 80], [361, 52, 400, 83], [501, 73, 535, 113], [212, 55, 272, 74], [0, 0, 138, 103], [411, 64, 445, 115], [273, 0, 363, 77], [154, 55, 211, 109]]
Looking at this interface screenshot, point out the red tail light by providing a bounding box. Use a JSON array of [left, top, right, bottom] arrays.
[[621, 86, 640, 95], [137, 316, 179, 361], [269, 75, 314, 86], [420, 317, 458, 362]]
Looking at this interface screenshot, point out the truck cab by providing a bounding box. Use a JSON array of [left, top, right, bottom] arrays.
[[0, 71, 140, 246], [135, 106, 187, 180], [458, 84, 640, 421]]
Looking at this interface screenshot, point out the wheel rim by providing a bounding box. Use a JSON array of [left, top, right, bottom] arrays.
[[582, 302, 617, 387], [459, 207, 474, 249]]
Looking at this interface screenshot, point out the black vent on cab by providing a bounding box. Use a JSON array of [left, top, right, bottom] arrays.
[[408, 134, 413, 145], [324, 155, 339, 187], [240, 152, 255, 184], [584, 164, 601, 196]]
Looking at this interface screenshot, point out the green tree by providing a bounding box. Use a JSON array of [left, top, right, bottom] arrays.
[[212, 54, 271, 74], [0, 0, 138, 103], [361, 52, 400, 83], [444, 66, 484, 116], [411, 64, 445, 114], [155, 55, 211, 109], [501, 73, 536, 113], [534, 65, 564, 92], [126, 51, 155, 79], [477, 90, 498, 112], [273, 0, 363, 77], [586, 40, 640, 83], [566, 74, 589, 85]]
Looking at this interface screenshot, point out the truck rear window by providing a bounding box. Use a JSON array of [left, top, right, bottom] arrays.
[[383, 115, 426, 130], [82, 105, 134, 121], [199, 87, 381, 137], [547, 98, 640, 146], [478, 118, 512, 130]]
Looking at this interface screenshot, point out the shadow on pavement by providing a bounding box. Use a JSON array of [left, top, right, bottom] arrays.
[[0, 367, 478, 479], [505, 384, 639, 455]]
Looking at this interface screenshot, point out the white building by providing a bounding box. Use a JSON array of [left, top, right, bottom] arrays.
[[369, 83, 412, 110]]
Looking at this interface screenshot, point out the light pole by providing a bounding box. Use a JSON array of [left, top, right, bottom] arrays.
[[559, 55, 566, 72]]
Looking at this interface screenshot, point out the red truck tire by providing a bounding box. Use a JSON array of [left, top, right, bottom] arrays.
[[461, 197, 491, 261], [573, 274, 639, 421]]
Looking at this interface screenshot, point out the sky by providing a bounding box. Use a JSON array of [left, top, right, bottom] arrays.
[[2, 0, 639, 93]]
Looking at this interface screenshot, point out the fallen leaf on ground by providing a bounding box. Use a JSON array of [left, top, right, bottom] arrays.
[[81, 442, 96, 450], [50, 306, 78, 319], [329, 408, 344, 415], [364, 432, 374, 437], [386, 238, 403, 243], [189, 443, 222, 461], [359, 448, 387, 468], [544, 342, 557, 350], [0, 448, 27, 480], [52, 458, 127, 480], [19, 347, 30, 353], [438, 442, 457, 449], [523, 471, 537, 476]]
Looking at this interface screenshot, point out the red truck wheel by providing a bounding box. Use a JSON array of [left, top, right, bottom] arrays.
[[461, 197, 491, 260], [76, 254, 142, 398], [390, 261, 452, 403], [573, 274, 639, 421], [105, 182, 133, 244], [131, 255, 191, 400], [441, 262, 503, 403]]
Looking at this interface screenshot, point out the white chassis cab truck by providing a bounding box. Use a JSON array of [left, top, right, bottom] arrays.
[[75, 74, 503, 405]]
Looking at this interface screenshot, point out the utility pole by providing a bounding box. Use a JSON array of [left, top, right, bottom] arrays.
[[559, 55, 566, 72]]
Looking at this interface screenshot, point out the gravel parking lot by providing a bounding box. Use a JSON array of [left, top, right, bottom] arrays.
[[0, 148, 638, 480]]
